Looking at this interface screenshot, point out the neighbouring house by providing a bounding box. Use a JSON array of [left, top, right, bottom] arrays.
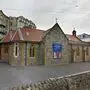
[[9, 16, 36, 30], [0, 10, 10, 39], [0, 10, 36, 40], [0, 23, 90, 66], [78, 33, 90, 42]]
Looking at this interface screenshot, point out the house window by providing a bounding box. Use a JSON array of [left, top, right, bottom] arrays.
[[14, 43, 19, 57], [83, 34, 85, 38], [76, 47, 80, 56], [10, 22, 12, 26], [30, 44, 35, 57], [86, 47, 89, 56]]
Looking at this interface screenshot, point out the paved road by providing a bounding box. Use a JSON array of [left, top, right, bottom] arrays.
[[0, 62, 90, 89]]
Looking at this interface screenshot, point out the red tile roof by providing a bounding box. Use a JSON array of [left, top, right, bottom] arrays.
[[3, 27, 82, 43], [3, 30, 16, 42], [12, 31, 20, 41], [3, 28, 45, 43], [66, 34, 81, 42], [20, 28, 44, 42]]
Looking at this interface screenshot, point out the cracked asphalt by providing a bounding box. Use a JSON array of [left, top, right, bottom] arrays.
[[0, 62, 90, 89]]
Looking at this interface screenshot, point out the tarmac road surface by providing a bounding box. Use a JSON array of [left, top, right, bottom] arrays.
[[0, 62, 90, 89]]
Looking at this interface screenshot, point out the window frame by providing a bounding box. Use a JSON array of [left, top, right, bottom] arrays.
[[76, 47, 80, 56], [14, 43, 19, 58], [30, 44, 35, 57]]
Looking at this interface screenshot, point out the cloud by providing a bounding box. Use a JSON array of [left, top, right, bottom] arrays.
[[0, 0, 90, 34]]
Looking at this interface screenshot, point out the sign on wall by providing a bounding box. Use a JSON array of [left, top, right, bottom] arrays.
[[52, 43, 62, 58]]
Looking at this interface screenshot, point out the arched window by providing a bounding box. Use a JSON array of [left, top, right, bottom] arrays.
[[30, 44, 35, 57], [86, 47, 89, 56], [14, 43, 19, 58], [76, 47, 80, 56]]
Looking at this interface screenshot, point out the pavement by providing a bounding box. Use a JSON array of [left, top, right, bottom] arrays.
[[0, 62, 90, 89]]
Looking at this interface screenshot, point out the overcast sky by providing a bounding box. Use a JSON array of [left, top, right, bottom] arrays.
[[0, 0, 90, 35]]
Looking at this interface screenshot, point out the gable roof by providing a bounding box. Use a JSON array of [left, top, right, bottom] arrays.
[[3, 28, 45, 43], [66, 34, 84, 44], [42, 23, 69, 41], [20, 28, 44, 42], [3, 30, 17, 42], [66, 34, 81, 42], [2, 23, 84, 43]]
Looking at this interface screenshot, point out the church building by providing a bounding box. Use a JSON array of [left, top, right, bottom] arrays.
[[0, 23, 90, 66]]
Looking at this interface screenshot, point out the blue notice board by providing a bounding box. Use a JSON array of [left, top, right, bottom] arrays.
[[52, 43, 62, 58]]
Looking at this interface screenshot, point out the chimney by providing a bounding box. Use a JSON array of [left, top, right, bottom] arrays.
[[72, 28, 76, 36]]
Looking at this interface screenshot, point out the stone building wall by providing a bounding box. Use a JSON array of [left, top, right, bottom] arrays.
[[9, 43, 20, 66], [70, 43, 90, 63], [8, 42, 42, 66], [7, 41, 90, 66], [84, 46, 90, 62], [26, 43, 37, 65], [0, 44, 9, 62], [9, 42, 26, 66], [43, 24, 70, 66], [26, 42, 43, 65], [0, 42, 43, 66], [19, 43, 25, 66], [39, 42, 45, 65], [71, 44, 83, 63]]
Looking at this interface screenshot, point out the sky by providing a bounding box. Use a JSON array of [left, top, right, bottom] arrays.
[[0, 0, 90, 35]]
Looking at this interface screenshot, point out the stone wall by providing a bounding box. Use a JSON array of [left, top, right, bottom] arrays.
[[8, 71, 90, 90], [0, 44, 9, 62], [71, 44, 83, 63], [5, 42, 43, 66], [70, 44, 90, 63], [44, 24, 70, 66], [9, 42, 25, 66], [84, 46, 90, 62], [39, 42, 45, 65], [26, 43, 39, 65]]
